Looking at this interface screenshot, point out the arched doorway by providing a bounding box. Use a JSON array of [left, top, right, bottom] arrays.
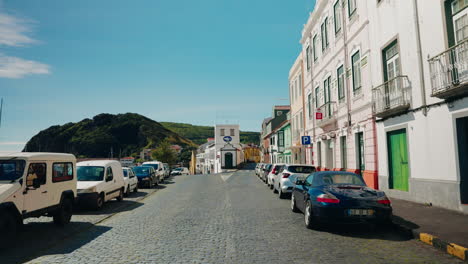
[[225, 152, 233, 169]]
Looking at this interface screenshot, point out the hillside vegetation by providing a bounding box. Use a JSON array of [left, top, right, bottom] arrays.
[[24, 113, 195, 158], [160, 122, 260, 145]]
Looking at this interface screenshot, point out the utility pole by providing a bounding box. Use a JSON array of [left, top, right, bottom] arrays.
[[0, 98, 3, 129]]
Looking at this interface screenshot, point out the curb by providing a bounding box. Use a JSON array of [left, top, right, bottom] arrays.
[[393, 219, 468, 262]]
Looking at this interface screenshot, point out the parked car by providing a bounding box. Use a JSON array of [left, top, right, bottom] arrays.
[[142, 161, 165, 183], [267, 164, 285, 189], [261, 164, 272, 183], [274, 164, 316, 199], [132, 166, 158, 188], [255, 163, 263, 176], [171, 167, 189, 175], [162, 163, 170, 178], [77, 160, 126, 210], [291, 171, 392, 229], [0, 153, 77, 245], [122, 167, 138, 196]]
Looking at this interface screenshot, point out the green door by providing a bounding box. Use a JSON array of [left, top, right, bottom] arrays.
[[225, 153, 233, 169], [387, 129, 409, 191]]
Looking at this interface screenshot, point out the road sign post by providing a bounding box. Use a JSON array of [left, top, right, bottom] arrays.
[[301, 136, 311, 145]]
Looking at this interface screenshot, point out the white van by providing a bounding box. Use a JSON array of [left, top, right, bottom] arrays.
[[0, 153, 77, 241], [77, 160, 125, 210], [142, 161, 164, 183]]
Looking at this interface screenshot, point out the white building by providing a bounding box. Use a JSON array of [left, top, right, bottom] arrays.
[[197, 125, 244, 174], [369, 0, 468, 213], [213, 124, 243, 173], [295, 0, 468, 213], [300, 0, 379, 188]]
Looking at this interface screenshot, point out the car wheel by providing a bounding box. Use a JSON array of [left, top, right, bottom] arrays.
[[273, 185, 278, 193], [116, 188, 124, 202], [53, 198, 73, 226], [304, 201, 317, 229], [291, 194, 300, 213], [95, 193, 104, 210], [269, 183, 273, 190], [278, 188, 286, 199], [0, 212, 18, 248], [148, 179, 153, 188], [125, 185, 130, 197], [134, 185, 138, 193]]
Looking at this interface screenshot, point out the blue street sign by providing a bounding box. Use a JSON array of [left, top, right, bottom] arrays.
[[223, 136, 233, 142], [301, 136, 311, 145]]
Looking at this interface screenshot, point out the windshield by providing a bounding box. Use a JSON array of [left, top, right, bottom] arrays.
[[77, 166, 104, 181], [288, 166, 315, 173], [0, 159, 26, 181], [319, 173, 365, 186], [173, 168, 182, 171], [133, 166, 150, 175], [143, 164, 158, 170]]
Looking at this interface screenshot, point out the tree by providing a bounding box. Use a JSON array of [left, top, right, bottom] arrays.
[[151, 140, 177, 165]]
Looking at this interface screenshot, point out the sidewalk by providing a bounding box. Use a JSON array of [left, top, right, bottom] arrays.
[[391, 198, 468, 261]]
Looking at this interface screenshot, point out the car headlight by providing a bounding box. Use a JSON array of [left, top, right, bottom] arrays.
[[78, 187, 97, 193]]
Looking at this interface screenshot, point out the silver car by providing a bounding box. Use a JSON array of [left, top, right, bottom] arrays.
[[267, 164, 285, 189], [273, 164, 316, 199]]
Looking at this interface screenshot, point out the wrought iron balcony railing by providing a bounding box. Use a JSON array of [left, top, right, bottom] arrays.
[[428, 39, 468, 99], [316, 101, 337, 127], [372, 75, 411, 118]]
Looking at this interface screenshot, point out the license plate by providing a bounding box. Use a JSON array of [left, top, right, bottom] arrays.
[[348, 209, 374, 216]]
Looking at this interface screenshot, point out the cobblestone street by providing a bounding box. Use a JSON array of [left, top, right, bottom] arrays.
[[12, 169, 463, 264]]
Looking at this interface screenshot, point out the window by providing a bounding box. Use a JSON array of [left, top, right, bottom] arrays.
[[340, 136, 347, 168], [304, 175, 314, 186], [26, 163, 46, 186], [278, 130, 284, 147], [452, 0, 468, 14], [324, 76, 331, 103], [308, 94, 312, 118], [295, 79, 298, 100], [334, 1, 342, 34], [348, 0, 357, 17], [351, 51, 361, 91], [298, 74, 302, 97], [306, 46, 311, 70], [317, 141, 322, 167], [315, 86, 320, 108], [356, 132, 365, 171], [299, 111, 303, 130], [321, 18, 329, 51], [337, 65, 345, 100], [220, 129, 225, 136], [290, 84, 294, 103], [52, 162, 74, 183], [313, 35, 318, 61], [106, 166, 113, 180], [455, 14, 468, 43], [230, 129, 235, 136]]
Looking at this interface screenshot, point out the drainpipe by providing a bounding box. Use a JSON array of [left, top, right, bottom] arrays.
[[309, 31, 316, 165], [413, 0, 428, 116], [341, 0, 353, 133]]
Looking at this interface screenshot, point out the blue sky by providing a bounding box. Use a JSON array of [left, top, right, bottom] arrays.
[[0, 0, 315, 152]]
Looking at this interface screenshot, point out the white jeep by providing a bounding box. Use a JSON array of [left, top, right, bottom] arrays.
[[77, 160, 125, 210], [0, 153, 77, 245]]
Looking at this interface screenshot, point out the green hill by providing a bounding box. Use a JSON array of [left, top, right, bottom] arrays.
[[160, 122, 260, 145], [23, 113, 195, 158]]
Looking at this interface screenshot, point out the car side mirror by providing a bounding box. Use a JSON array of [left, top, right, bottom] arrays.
[[32, 178, 41, 189], [295, 179, 304, 186], [106, 175, 113, 182]]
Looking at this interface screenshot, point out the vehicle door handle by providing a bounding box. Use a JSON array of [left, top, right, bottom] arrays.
[[42, 191, 47, 194]]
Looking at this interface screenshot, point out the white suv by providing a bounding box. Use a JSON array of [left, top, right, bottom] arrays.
[[0, 153, 77, 245], [273, 164, 316, 199], [77, 160, 125, 210], [142, 161, 165, 183]]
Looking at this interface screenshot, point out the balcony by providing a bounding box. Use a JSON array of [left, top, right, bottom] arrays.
[[316, 102, 337, 128], [428, 39, 468, 99], [372, 76, 411, 118]]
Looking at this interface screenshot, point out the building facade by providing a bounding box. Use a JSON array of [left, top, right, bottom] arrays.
[[289, 53, 307, 164], [300, 0, 378, 188]]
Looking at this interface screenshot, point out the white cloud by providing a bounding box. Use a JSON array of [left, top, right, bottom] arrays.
[[0, 141, 25, 145], [0, 55, 50, 78], [0, 13, 36, 47], [0, 9, 51, 78]]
